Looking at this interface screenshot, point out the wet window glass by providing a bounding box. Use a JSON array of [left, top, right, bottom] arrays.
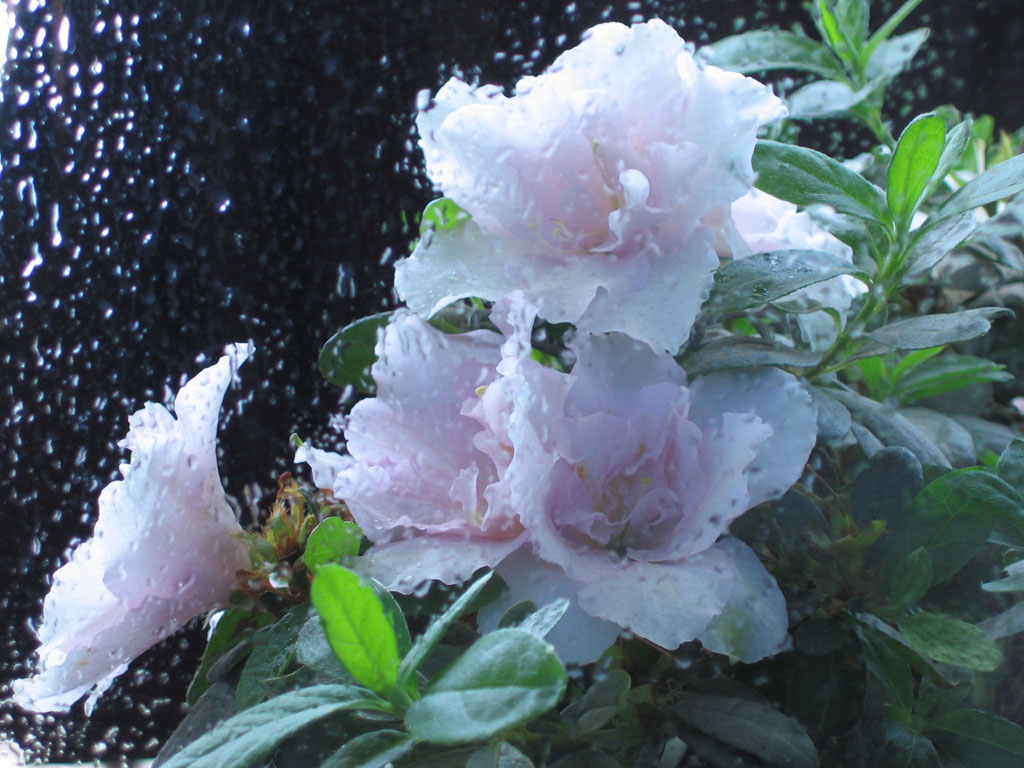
[[1, 0, 1020, 762]]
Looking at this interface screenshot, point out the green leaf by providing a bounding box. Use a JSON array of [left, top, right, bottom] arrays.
[[884, 725, 940, 768], [421, 198, 470, 234], [404, 628, 567, 744], [753, 140, 892, 228], [672, 693, 819, 768], [831, 0, 870, 47], [895, 354, 1013, 404], [319, 313, 392, 394], [466, 742, 536, 768], [187, 608, 251, 706], [787, 80, 875, 119], [683, 337, 822, 375], [295, 612, 353, 684], [889, 547, 932, 609], [849, 446, 923, 525], [311, 565, 401, 695], [863, 307, 1012, 352], [561, 669, 631, 736], [237, 604, 312, 710], [304, 518, 362, 573], [865, 28, 929, 80], [159, 685, 388, 768], [878, 469, 1018, 584], [904, 211, 978, 274], [319, 730, 415, 768], [997, 438, 1024, 490], [932, 152, 1024, 219], [705, 30, 842, 78], [982, 560, 1024, 593], [396, 571, 494, 693], [505, 598, 570, 639], [704, 249, 858, 314], [921, 119, 973, 203], [897, 612, 1003, 672], [888, 114, 946, 231], [928, 709, 1024, 768], [858, 628, 913, 713]]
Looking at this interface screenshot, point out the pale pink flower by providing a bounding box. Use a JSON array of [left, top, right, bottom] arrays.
[[725, 188, 866, 349], [303, 296, 816, 664], [296, 308, 531, 591], [395, 19, 785, 353], [11, 344, 252, 713], [479, 317, 818, 662]]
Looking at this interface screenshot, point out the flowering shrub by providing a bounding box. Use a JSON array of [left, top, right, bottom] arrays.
[[11, 4, 1024, 768]]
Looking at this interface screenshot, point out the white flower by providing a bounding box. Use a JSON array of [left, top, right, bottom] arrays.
[[10, 344, 252, 713], [395, 19, 785, 353], [725, 188, 866, 349]]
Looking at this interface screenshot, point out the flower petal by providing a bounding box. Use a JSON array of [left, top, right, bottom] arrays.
[[11, 344, 252, 713]]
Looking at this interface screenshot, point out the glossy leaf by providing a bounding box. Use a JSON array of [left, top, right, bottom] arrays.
[[884, 726, 940, 768], [319, 730, 415, 768], [904, 211, 978, 274], [863, 307, 1012, 352], [705, 30, 841, 78], [878, 469, 1018, 584], [996, 438, 1024, 490], [310, 565, 401, 695], [396, 571, 494, 692], [897, 612, 1003, 672], [889, 547, 932, 609], [466, 742, 536, 768], [888, 114, 945, 230], [928, 709, 1024, 768], [404, 628, 567, 744], [160, 685, 387, 768], [787, 80, 874, 118], [236, 604, 312, 709], [672, 692, 819, 768], [921, 119, 973, 203], [866, 28, 929, 80], [932, 152, 1024, 219], [754, 140, 892, 228], [187, 608, 252, 706], [704, 249, 858, 314], [304, 518, 362, 573], [319, 313, 391, 394], [684, 337, 822, 375]]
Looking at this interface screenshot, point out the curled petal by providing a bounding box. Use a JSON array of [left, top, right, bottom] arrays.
[[11, 344, 252, 713]]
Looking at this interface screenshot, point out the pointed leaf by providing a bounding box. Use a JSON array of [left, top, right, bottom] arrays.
[[159, 685, 387, 768], [863, 307, 1012, 352], [405, 629, 567, 744], [319, 313, 391, 394], [933, 152, 1024, 219], [319, 730, 415, 768], [928, 709, 1024, 768], [754, 140, 892, 228], [705, 249, 858, 314], [311, 565, 401, 695], [905, 211, 978, 274], [705, 30, 841, 78], [897, 612, 1003, 672], [396, 571, 494, 692], [889, 114, 945, 230]]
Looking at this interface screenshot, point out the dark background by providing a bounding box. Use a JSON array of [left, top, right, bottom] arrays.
[[0, 0, 1021, 761]]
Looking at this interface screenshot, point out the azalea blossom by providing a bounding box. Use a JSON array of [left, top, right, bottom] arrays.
[[11, 344, 252, 713], [297, 308, 530, 591], [481, 310, 818, 662], [724, 188, 866, 349], [395, 19, 785, 353], [302, 296, 817, 663]]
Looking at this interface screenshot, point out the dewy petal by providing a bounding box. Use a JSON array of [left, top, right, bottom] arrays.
[[688, 367, 817, 507], [479, 548, 623, 665], [574, 545, 736, 651], [298, 308, 535, 593], [11, 344, 252, 713], [399, 19, 784, 352], [697, 537, 789, 662]]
